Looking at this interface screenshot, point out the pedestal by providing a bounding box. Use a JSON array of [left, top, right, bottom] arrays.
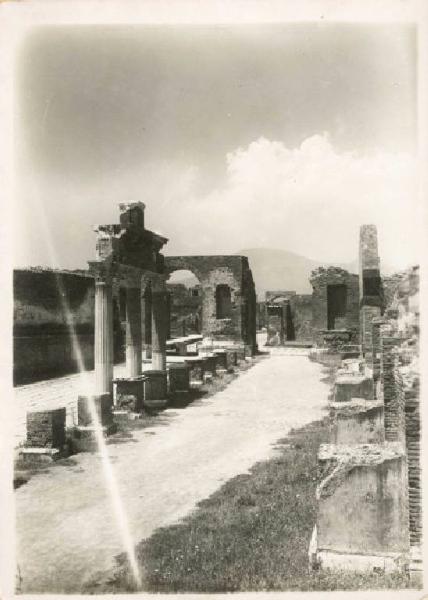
[[152, 290, 168, 371]]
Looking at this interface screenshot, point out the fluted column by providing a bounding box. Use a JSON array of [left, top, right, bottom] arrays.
[[125, 287, 142, 377], [95, 280, 114, 395], [152, 287, 168, 371]]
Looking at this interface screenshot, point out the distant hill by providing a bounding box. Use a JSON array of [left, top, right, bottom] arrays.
[[236, 248, 326, 297], [167, 247, 398, 298], [236, 248, 398, 298]]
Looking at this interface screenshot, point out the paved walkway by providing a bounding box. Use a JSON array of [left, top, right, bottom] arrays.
[[14, 364, 129, 447], [15, 350, 329, 594]]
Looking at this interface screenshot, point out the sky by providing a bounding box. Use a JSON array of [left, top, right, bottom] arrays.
[[14, 23, 418, 271]]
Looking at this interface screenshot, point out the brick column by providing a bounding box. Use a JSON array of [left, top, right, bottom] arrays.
[[371, 318, 386, 383], [152, 287, 168, 371], [402, 373, 421, 546], [381, 335, 401, 442], [95, 280, 114, 395], [125, 287, 142, 377]]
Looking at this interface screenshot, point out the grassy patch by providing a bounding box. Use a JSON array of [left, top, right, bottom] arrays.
[[86, 416, 410, 593]]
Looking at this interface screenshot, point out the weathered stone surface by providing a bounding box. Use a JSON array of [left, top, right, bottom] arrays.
[[168, 364, 190, 393], [329, 398, 384, 444], [142, 370, 168, 403], [310, 267, 359, 341], [26, 408, 66, 449], [317, 442, 409, 559], [333, 374, 373, 402], [114, 377, 145, 412], [165, 256, 256, 354]]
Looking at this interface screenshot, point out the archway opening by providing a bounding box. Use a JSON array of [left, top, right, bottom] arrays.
[[215, 284, 232, 319], [167, 270, 202, 337]]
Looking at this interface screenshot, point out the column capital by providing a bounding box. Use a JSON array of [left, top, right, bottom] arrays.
[[88, 259, 114, 285]]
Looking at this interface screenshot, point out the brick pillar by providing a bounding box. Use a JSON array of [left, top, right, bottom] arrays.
[[401, 371, 421, 546], [381, 336, 401, 441], [125, 287, 142, 377], [371, 318, 386, 382], [95, 280, 113, 396], [152, 289, 168, 371]]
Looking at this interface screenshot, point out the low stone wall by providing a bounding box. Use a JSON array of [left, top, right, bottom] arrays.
[[310, 264, 420, 578], [26, 408, 66, 449]]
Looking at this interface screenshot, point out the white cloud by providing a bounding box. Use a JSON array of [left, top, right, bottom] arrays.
[[178, 134, 418, 269], [15, 133, 419, 273]]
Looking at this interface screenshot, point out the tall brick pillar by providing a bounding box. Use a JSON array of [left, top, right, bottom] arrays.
[[381, 335, 402, 442], [359, 225, 382, 354], [125, 287, 142, 377], [94, 280, 114, 395]]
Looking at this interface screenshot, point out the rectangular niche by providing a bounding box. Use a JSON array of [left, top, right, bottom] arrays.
[[327, 284, 347, 330]]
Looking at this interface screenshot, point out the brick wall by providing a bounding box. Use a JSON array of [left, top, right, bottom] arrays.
[[380, 336, 404, 443], [310, 267, 360, 340], [399, 369, 421, 545], [26, 408, 66, 448], [165, 255, 257, 352]]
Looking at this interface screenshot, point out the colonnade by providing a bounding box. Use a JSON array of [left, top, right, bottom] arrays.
[[94, 272, 168, 397]]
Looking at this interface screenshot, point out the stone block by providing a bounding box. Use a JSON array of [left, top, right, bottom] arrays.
[[168, 364, 190, 392], [142, 370, 168, 403], [77, 394, 112, 427], [213, 350, 228, 370], [333, 374, 374, 402], [114, 377, 145, 411], [26, 408, 66, 449], [19, 447, 60, 464], [316, 443, 409, 571], [329, 398, 384, 444], [202, 354, 218, 376]]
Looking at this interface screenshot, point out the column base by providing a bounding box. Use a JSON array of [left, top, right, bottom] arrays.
[[142, 370, 168, 408], [167, 364, 190, 393], [114, 377, 145, 412]]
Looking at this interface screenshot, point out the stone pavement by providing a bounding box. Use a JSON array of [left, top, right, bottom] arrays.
[[15, 349, 330, 594], [14, 363, 128, 448]]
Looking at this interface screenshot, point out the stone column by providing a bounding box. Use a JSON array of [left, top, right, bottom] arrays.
[[141, 285, 152, 359], [152, 283, 168, 371], [94, 280, 114, 395], [125, 287, 142, 377]]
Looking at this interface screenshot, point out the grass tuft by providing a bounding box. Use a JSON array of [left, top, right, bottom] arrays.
[[86, 415, 410, 593]]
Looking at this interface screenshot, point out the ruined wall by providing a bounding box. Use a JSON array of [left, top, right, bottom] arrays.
[[359, 225, 383, 355], [264, 291, 313, 344], [310, 267, 360, 344], [14, 269, 124, 384], [290, 294, 313, 342], [165, 255, 257, 352], [311, 263, 421, 576]]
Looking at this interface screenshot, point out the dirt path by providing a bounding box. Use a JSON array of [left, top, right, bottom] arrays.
[[15, 351, 330, 593]]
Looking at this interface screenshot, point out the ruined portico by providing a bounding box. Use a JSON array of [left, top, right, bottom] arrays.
[[86, 202, 169, 414], [165, 255, 257, 354]]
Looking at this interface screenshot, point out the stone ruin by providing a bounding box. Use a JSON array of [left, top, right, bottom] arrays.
[[18, 202, 259, 456], [309, 225, 421, 585]]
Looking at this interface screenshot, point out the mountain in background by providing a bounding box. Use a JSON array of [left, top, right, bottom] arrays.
[[169, 247, 398, 298], [236, 248, 397, 298]]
